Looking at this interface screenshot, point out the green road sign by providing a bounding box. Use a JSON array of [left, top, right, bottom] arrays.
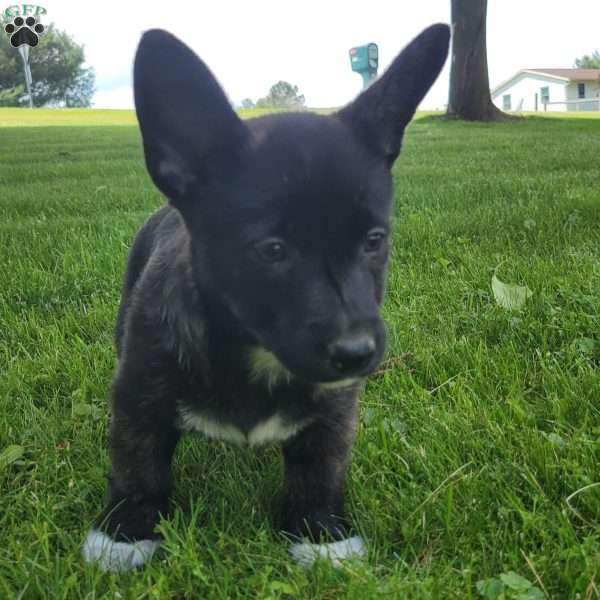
[[349, 43, 378, 89]]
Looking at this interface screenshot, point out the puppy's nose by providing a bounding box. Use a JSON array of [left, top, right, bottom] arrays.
[[328, 335, 376, 375]]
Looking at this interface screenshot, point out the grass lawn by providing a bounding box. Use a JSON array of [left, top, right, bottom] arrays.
[[0, 108, 599, 599]]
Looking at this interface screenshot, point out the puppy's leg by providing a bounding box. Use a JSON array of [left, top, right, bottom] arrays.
[[83, 369, 180, 572], [282, 399, 365, 568]]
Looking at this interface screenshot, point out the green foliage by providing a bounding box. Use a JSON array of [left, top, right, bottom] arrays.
[[477, 571, 544, 599], [240, 97, 255, 109], [256, 80, 305, 109], [0, 23, 95, 107], [491, 274, 532, 310], [0, 83, 23, 106], [0, 109, 599, 597], [0, 444, 25, 470], [574, 50, 600, 68]]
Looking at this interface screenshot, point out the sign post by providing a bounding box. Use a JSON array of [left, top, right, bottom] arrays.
[[18, 44, 33, 107]]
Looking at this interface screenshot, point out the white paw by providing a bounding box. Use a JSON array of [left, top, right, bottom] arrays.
[[82, 529, 160, 572], [289, 535, 366, 568]]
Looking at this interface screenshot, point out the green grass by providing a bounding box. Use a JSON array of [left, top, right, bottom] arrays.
[[1, 107, 599, 599], [0, 107, 281, 128]]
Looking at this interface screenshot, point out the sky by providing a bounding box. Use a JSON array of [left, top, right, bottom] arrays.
[[9, 0, 600, 110]]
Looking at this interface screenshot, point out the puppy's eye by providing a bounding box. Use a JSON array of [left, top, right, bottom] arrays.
[[364, 229, 387, 253], [255, 239, 288, 263]]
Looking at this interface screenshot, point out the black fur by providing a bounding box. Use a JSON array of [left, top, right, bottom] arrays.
[[94, 24, 449, 549]]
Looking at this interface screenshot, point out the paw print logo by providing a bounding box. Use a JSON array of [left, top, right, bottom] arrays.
[[4, 16, 45, 48]]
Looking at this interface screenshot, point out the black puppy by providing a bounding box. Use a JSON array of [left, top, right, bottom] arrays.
[[83, 24, 449, 572]]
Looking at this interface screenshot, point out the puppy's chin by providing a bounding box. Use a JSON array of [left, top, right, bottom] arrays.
[[284, 357, 381, 386]]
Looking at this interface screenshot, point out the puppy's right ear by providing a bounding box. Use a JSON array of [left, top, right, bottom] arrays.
[[337, 24, 450, 166], [134, 29, 247, 206]]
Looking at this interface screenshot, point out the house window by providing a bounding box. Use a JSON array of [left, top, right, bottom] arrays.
[[502, 94, 511, 110], [578, 83, 585, 98], [540, 86, 550, 104]]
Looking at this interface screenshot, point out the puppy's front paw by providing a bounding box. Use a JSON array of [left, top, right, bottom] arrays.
[[289, 535, 366, 568], [82, 529, 160, 572]]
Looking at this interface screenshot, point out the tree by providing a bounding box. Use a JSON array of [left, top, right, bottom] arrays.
[[446, 0, 503, 120], [240, 97, 255, 109], [256, 81, 305, 109], [574, 50, 600, 68], [0, 23, 95, 107]]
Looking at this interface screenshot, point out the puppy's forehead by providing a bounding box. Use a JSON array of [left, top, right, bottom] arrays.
[[240, 113, 389, 208], [246, 113, 371, 182]]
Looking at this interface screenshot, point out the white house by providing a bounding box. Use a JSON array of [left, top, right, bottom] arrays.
[[491, 69, 600, 112]]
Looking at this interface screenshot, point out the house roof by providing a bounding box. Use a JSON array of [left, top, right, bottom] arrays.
[[528, 68, 600, 81], [492, 68, 600, 96]]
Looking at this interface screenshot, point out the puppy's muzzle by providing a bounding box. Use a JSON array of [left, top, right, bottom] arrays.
[[327, 334, 376, 375]]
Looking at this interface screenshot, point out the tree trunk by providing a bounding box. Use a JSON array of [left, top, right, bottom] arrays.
[[447, 0, 504, 120]]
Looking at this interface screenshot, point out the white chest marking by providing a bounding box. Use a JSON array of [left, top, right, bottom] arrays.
[[178, 408, 307, 447]]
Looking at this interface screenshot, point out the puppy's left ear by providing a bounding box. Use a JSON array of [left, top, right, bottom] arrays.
[[134, 29, 248, 206], [337, 23, 450, 166]]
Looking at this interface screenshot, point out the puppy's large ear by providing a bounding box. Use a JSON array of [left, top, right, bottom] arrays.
[[134, 29, 248, 205], [337, 23, 450, 166]]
